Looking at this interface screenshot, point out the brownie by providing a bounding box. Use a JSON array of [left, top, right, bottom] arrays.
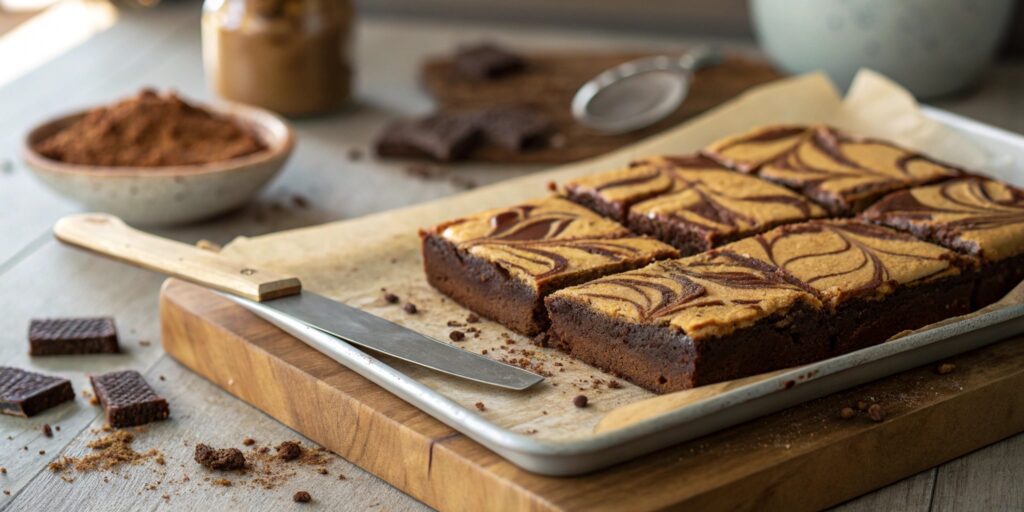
[[750, 126, 963, 215], [476, 105, 553, 151], [722, 219, 973, 355], [29, 317, 119, 356], [375, 112, 482, 162], [90, 370, 169, 427], [702, 124, 813, 173], [454, 42, 525, 80], [545, 252, 827, 393], [0, 366, 74, 417], [862, 178, 1024, 307], [563, 154, 826, 254], [421, 197, 678, 335]]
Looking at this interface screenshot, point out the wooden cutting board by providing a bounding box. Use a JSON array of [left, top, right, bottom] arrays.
[[420, 52, 783, 163], [161, 279, 1024, 511]]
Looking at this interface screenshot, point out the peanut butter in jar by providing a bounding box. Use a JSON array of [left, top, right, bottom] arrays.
[[202, 0, 353, 116]]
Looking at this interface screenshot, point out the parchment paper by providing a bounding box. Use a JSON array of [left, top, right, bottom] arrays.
[[221, 70, 998, 442]]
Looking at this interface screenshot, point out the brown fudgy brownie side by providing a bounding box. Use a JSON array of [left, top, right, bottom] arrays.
[[421, 197, 677, 335], [90, 370, 170, 427], [29, 317, 120, 356], [0, 366, 75, 417]]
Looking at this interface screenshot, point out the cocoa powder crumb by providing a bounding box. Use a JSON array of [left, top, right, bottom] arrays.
[[474, 402, 486, 412], [42, 424, 53, 437], [293, 491, 312, 503], [195, 444, 246, 471], [936, 363, 956, 375], [839, 407, 856, 419], [449, 330, 466, 342], [276, 441, 302, 461], [868, 404, 885, 422], [573, 395, 588, 408]]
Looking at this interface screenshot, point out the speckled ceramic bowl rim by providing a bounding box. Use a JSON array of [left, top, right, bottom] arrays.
[[21, 100, 294, 178]]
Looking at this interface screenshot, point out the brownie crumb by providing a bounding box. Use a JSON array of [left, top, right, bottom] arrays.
[[276, 441, 302, 461], [55, 426, 60, 432], [449, 330, 466, 342], [531, 332, 549, 348], [936, 363, 956, 375], [139, 340, 151, 347], [212, 478, 232, 487], [573, 395, 588, 408], [474, 402, 486, 412], [839, 407, 856, 419], [0, 467, 6, 474], [317, 467, 328, 475], [242, 437, 256, 446], [546, 181, 557, 192], [42, 424, 53, 437], [868, 404, 885, 422], [383, 292, 400, 304], [465, 313, 480, 323], [2, 490, 9, 496], [291, 195, 310, 209], [194, 444, 246, 471], [338, 473, 347, 480], [347, 148, 363, 161], [293, 490, 312, 503], [608, 380, 622, 389], [856, 400, 869, 411], [39, 450, 46, 455], [403, 303, 418, 314]]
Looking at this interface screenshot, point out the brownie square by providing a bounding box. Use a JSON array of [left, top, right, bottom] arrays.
[[476, 105, 553, 151], [862, 178, 1024, 307], [0, 366, 74, 417], [702, 124, 813, 173], [545, 252, 826, 393], [29, 317, 120, 356], [421, 197, 678, 335], [753, 126, 963, 215], [454, 42, 525, 80], [721, 219, 973, 356], [564, 154, 827, 255], [90, 370, 170, 428], [375, 112, 482, 162]]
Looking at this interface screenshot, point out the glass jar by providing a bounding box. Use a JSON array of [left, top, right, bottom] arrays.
[[201, 0, 353, 116]]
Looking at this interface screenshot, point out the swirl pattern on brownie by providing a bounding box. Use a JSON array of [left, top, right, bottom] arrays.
[[702, 125, 813, 173], [549, 252, 820, 339], [437, 198, 676, 285], [862, 178, 1024, 261], [722, 220, 960, 304], [758, 126, 961, 210]]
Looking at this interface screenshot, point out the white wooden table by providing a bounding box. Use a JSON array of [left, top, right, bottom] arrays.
[[0, 4, 1022, 510]]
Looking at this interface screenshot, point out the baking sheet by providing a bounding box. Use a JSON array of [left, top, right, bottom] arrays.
[[219, 70, 1024, 474]]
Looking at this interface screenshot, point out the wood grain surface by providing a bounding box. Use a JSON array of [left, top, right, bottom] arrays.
[[420, 52, 782, 163]]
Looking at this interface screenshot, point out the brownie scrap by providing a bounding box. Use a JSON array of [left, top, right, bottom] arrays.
[[195, 443, 246, 471], [29, 317, 120, 356], [454, 42, 525, 80], [0, 366, 75, 417], [573, 395, 589, 408], [868, 404, 885, 422], [90, 370, 169, 428], [276, 441, 302, 461], [839, 407, 856, 419], [293, 490, 312, 503], [448, 330, 466, 342]]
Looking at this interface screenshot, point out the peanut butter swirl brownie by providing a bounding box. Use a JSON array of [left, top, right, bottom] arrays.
[[722, 219, 972, 355], [863, 178, 1024, 306], [702, 125, 813, 173], [752, 126, 963, 215], [565, 155, 827, 255], [421, 197, 677, 335], [545, 252, 826, 392]]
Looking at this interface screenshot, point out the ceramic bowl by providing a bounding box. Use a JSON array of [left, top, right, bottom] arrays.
[[22, 100, 294, 226], [750, 0, 1015, 99]]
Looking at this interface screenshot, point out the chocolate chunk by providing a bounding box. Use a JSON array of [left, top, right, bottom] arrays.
[[28, 317, 119, 356], [0, 366, 74, 417], [375, 113, 482, 162], [477, 106, 553, 151], [293, 491, 312, 503], [194, 444, 246, 470], [454, 43, 525, 80], [276, 441, 302, 461], [90, 370, 169, 427]]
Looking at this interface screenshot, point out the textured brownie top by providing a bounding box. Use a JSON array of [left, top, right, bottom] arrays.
[[758, 126, 962, 213], [566, 155, 826, 237], [429, 197, 677, 288], [722, 220, 961, 306], [862, 178, 1024, 262], [702, 125, 812, 173], [548, 252, 821, 339]]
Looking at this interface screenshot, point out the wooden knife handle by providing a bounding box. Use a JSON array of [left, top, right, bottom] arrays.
[[53, 213, 301, 302]]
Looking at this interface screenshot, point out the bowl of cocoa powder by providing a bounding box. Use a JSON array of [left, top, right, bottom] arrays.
[[23, 89, 294, 226]]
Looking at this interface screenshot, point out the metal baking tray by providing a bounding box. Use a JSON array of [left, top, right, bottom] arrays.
[[226, 106, 1024, 476]]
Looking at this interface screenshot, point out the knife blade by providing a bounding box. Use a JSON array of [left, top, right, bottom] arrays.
[[53, 213, 544, 391], [225, 291, 544, 390]]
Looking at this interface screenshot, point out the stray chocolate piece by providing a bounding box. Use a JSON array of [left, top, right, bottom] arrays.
[[839, 407, 856, 419], [28, 317, 119, 356], [403, 303, 418, 314], [90, 370, 169, 428], [375, 113, 482, 162], [448, 330, 466, 342], [573, 395, 588, 408], [0, 366, 74, 417], [454, 42, 524, 80], [194, 444, 246, 471], [276, 441, 302, 461], [293, 490, 312, 503], [477, 106, 553, 151], [868, 404, 885, 422], [936, 363, 957, 375], [42, 424, 53, 437]]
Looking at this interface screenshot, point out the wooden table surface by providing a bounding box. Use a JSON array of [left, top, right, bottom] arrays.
[[1, 4, 1022, 511]]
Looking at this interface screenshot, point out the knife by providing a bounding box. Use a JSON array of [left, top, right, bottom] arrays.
[[53, 213, 544, 391]]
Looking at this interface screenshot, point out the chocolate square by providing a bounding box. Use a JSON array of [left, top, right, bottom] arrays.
[[476, 106, 553, 151], [29, 317, 120, 356], [0, 366, 74, 417], [90, 370, 169, 428], [375, 113, 482, 162], [454, 43, 525, 80]]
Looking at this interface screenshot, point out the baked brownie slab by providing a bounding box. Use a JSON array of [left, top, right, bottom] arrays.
[[565, 155, 827, 255], [91, 370, 170, 427], [0, 366, 74, 417], [29, 317, 120, 356], [421, 197, 677, 335], [862, 178, 1024, 307], [722, 219, 972, 356], [545, 252, 826, 393], [753, 126, 962, 215], [702, 124, 813, 173]]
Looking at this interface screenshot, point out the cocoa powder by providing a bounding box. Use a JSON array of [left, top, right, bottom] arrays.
[[35, 89, 266, 167]]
